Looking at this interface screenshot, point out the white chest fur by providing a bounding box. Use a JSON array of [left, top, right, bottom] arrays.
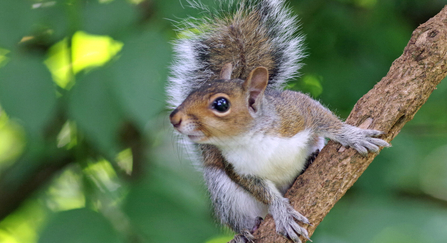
[[219, 129, 321, 192]]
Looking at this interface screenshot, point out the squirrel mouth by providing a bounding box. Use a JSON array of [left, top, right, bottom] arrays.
[[187, 134, 206, 142]]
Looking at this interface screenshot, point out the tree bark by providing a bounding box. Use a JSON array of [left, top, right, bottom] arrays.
[[253, 5, 447, 243]]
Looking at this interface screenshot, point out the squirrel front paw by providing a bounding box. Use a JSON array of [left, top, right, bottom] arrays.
[[269, 198, 311, 243], [337, 124, 390, 156]]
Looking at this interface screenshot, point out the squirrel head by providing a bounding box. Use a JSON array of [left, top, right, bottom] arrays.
[[170, 63, 269, 144]]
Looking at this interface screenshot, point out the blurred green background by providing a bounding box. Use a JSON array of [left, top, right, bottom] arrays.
[[0, 0, 446, 242]]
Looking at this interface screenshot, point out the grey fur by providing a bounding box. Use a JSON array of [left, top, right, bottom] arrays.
[[203, 167, 268, 234]]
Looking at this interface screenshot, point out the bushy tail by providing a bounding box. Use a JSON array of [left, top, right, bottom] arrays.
[[167, 0, 305, 108]]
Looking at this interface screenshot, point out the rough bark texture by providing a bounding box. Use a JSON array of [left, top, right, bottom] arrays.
[[253, 6, 447, 243]]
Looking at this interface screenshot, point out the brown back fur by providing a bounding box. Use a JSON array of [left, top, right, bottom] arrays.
[[205, 10, 276, 81]]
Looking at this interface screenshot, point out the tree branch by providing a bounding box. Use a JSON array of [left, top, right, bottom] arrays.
[[0, 150, 75, 220], [254, 6, 447, 242]]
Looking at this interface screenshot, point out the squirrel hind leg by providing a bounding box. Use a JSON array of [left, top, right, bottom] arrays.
[[203, 166, 267, 234]]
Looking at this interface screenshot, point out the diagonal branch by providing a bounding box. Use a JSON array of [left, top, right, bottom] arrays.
[[254, 5, 447, 242]]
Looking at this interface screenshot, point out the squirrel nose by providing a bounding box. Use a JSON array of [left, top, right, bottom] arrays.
[[170, 109, 182, 128]]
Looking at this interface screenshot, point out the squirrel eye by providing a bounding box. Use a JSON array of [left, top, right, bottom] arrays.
[[211, 97, 230, 113]]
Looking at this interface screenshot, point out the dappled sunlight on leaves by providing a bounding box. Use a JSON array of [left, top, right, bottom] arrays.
[[83, 159, 122, 194], [45, 32, 124, 89], [56, 121, 77, 149], [44, 38, 72, 89], [0, 201, 46, 243], [116, 148, 133, 175], [71, 31, 123, 74], [44, 166, 85, 212], [0, 109, 25, 171], [0, 230, 20, 243], [0, 48, 9, 67]]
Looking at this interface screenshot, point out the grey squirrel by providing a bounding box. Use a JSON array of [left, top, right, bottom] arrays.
[[167, 0, 390, 242]]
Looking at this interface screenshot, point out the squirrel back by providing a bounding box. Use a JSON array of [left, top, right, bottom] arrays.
[[167, 0, 305, 109]]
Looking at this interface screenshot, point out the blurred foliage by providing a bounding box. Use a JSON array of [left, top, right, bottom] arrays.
[[0, 0, 446, 243]]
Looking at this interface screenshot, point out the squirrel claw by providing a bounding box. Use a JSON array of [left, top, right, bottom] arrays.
[[230, 217, 263, 243], [270, 198, 311, 243], [338, 125, 390, 156], [229, 229, 254, 243], [252, 216, 263, 231]]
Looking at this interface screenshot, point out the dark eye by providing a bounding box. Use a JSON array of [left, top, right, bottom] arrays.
[[211, 97, 230, 113]]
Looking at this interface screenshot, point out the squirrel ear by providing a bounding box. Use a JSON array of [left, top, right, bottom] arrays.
[[219, 63, 233, 80], [244, 67, 269, 113]]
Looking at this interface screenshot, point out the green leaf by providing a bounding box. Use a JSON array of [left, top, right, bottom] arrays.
[[109, 30, 170, 129], [69, 68, 123, 155], [38, 208, 121, 243], [0, 55, 56, 136], [123, 165, 219, 243], [292, 74, 323, 97], [38, 0, 70, 43], [0, 0, 40, 48], [82, 0, 138, 37]]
